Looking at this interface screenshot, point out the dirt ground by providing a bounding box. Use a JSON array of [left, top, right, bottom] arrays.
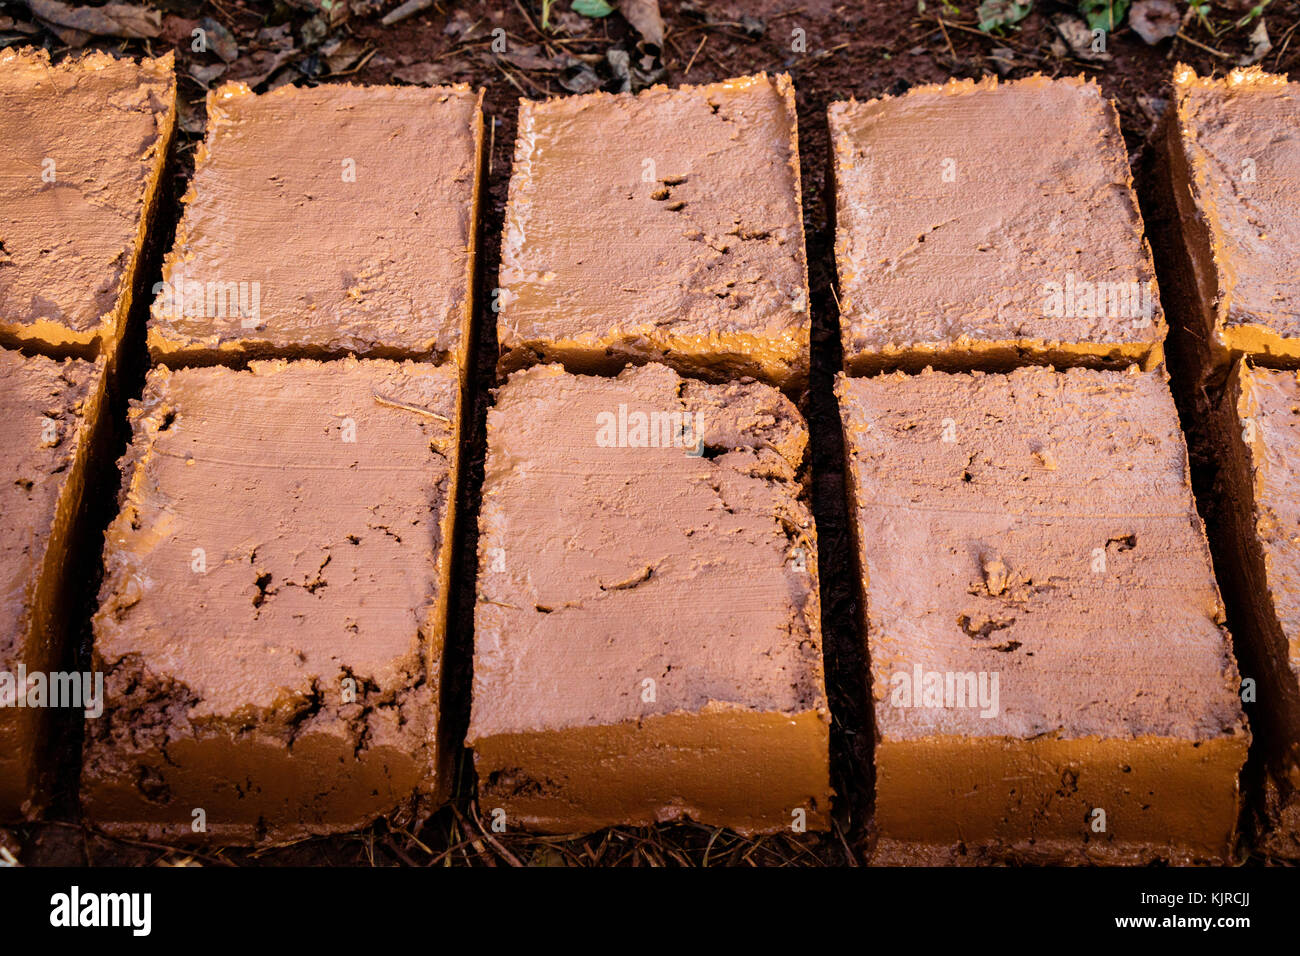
[[2, 0, 1297, 866]]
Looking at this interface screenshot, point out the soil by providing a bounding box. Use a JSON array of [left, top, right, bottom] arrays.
[[2, 0, 1297, 866]]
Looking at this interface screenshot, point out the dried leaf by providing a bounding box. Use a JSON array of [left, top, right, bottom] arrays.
[[558, 55, 601, 93], [228, 48, 297, 89], [391, 61, 450, 85], [256, 24, 294, 49], [1239, 19, 1271, 66], [320, 36, 366, 73], [159, 14, 198, 47], [1127, 0, 1179, 44], [621, 0, 664, 48], [188, 62, 227, 87], [36, 19, 90, 46], [988, 45, 1020, 75], [24, 0, 161, 38], [0, 16, 39, 34], [197, 16, 239, 63], [443, 9, 480, 39], [607, 46, 631, 92], [265, 70, 297, 92], [495, 44, 558, 71]]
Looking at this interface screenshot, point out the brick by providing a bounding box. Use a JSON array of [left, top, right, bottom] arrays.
[[1162, 66, 1300, 373], [0, 48, 175, 358], [830, 75, 1163, 374], [468, 363, 830, 833], [1, 350, 106, 818], [147, 82, 483, 370], [837, 365, 1247, 863], [83, 358, 461, 843], [497, 74, 810, 391]]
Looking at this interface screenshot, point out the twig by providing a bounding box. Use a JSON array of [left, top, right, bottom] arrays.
[[832, 815, 860, 866], [390, 825, 434, 857], [937, 17, 1022, 49], [684, 34, 707, 76], [827, 280, 843, 315], [674, 21, 744, 36], [329, 47, 378, 78], [936, 16, 955, 60], [381, 0, 435, 27], [466, 804, 524, 866], [1175, 29, 1232, 59], [496, 58, 549, 96], [512, 0, 547, 41], [372, 392, 450, 422], [383, 836, 419, 867], [1272, 19, 1300, 68]]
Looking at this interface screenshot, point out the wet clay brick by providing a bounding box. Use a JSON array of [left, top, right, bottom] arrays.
[[497, 74, 810, 391], [837, 365, 1247, 864], [468, 363, 830, 833], [83, 358, 461, 844], [147, 82, 483, 371], [1162, 66, 1300, 373], [830, 75, 1164, 375], [1, 351, 106, 819], [1213, 362, 1300, 858], [0, 48, 175, 358]]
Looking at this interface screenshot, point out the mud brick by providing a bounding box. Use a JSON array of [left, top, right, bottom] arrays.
[[83, 358, 461, 844], [1, 351, 106, 819], [0, 48, 175, 358], [837, 365, 1247, 863], [147, 82, 483, 371], [497, 74, 810, 391], [1213, 362, 1300, 859], [468, 363, 830, 833], [1162, 66, 1300, 374], [829, 75, 1164, 374]]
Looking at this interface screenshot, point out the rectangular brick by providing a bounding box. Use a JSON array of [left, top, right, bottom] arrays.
[[829, 75, 1163, 374], [147, 82, 484, 370], [83, 358, 461, 843], [1162, 66, 1300, 373], [1, 350, 106, 818], [497, 74, 811, 391], [468, 363, 830, 833], [1213, 361, 1300, 858], [837, 365, 1246, 863], [0, 48, 175, 358]]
